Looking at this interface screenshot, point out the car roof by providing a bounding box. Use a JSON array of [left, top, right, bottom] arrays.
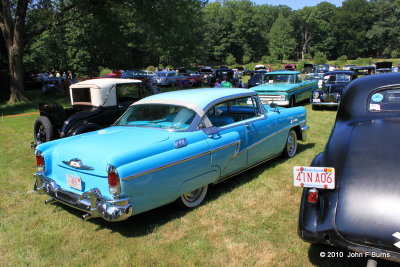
[[135, 88, 256, 110], [324, 71, 355, 75], [339, 72, 400, 120], [268, 70, 300, 74], [70, 78, 141, 89]]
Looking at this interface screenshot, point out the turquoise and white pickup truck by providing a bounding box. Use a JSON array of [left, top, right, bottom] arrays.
[[252, 71, 318, 107]]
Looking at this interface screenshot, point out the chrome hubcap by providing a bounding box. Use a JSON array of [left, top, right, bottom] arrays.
[[182, 188, 202, 202], [287, 132, 297, 156]]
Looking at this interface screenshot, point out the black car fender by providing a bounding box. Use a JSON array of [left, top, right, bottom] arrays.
[[69, 123, 102, 136]]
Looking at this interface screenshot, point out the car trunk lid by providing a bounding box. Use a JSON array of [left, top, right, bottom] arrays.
[[43, 126, 170, 196], [336, 119, 400, 252]]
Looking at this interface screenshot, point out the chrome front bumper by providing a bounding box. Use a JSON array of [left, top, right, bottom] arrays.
[[34, 172, 133, 222]]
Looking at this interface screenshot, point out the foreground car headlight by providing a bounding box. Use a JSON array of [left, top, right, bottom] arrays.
[[313, 92, 319, 99]]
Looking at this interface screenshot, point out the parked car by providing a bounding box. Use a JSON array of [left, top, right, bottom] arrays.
[[33, 78, 152, 145], [247, 70, 268, 88], [315, 64, 329, 73], [198, 66, 214, 85], [349, 65, 375, 76], [375, 61, 392, 74], [121, 70, 153, 87], [296, 73, 400, 263], [284, 64, 297, 71], [342, 64, 357, 70], [33, 88, 309, 222], [252, 71, 318, 107], [255, 64, 267, 71], [302, 63, 315, 74], [311, 70, 357, 110], [211, 69, 238, 87], [185, 73, 205, 87], [151, 71, 185, 86], [304, 73, 324, 85]]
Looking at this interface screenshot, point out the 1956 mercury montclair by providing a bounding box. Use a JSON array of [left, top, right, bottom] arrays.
[[34, 88, 309, 222], [252, 71, 318, 107]]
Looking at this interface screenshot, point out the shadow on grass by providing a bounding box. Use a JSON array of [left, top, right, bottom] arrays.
[[308, 244, 399, 267], [51, 142, 315, 237], [0, 90, 70, 116]]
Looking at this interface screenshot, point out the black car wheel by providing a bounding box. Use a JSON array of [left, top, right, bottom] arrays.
[[34, 116, 54, 144], [178, 185, 208, 208], [283, 129, 298, 158], [312, 104, 320, 111]]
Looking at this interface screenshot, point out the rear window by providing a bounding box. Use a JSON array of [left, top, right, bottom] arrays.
[[71, 88, 91, 105], [368, 87, 400, 111]]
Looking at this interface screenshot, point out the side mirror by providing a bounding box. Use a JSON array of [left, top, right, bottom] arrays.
[[270, 103, 280, 113], [270, 103, 278, 109]]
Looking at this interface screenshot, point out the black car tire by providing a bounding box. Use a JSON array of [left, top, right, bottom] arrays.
[[283, 129, 297, 158], [312, 104, 320, 111], [34, 116, 54, 144], [178, 185, 208, 208]]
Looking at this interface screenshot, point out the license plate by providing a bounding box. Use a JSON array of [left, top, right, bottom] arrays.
[[313, 99, 321, 103], [66, 174, 82, 191], [293, 166, 335, 189], [261, 100, 270, 104]]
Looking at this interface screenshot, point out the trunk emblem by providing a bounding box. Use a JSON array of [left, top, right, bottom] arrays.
[[63, 158, 94, 170]]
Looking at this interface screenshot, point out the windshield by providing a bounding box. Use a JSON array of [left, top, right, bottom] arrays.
[[264, 74, 295, 84], [115, 104, 196, 130]]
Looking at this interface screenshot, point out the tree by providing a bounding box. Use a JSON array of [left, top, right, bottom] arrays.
[[268, 13, 296, 62], [0, 0, 30, 103]]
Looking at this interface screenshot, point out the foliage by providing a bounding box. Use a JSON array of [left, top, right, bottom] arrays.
[[146, 65, 156, 72], [261, 55, 278, 64], [313, 51, 328, 65], [4, 0, 400, 102], [225, 53, 236, 66], [99, 67, 113, 77], [268, 13, 296, 62]]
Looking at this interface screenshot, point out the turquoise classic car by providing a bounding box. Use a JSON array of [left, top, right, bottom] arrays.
[[34, 88, 309, 222], [252, 71, 318, 107]]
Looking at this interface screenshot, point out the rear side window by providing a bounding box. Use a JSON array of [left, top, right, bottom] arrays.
[[368, 87, 400, 111], [71, 88, 91, 105]]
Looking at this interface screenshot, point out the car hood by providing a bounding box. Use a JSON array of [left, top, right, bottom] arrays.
[[335, 118, 400, 252], [40, 126, 171, 176], [253, 83, 298, 92], [324, 83, 347, 93]]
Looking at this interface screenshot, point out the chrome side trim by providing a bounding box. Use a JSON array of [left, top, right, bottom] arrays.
[[237, 121, 306, 156], [121, 141, 240, 181]]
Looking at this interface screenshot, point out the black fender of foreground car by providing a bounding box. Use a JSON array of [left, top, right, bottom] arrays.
[[69, 122, 102, 136], [299, 73, 400, 262]]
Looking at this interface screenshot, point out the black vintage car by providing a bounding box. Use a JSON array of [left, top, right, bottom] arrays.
[[297, 73, 400, 264], [247, 70, 268, 88], [33, 78, 153, 145], [210, 68, 238, 86], [311, 70, 357, 110]]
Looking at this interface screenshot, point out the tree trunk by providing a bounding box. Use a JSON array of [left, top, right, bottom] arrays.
[[0, 0, 29, 104], [7, 44, 27, 103]]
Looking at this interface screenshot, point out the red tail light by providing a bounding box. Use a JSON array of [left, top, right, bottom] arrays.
[[107, 165, 120, 196], [307, 188, 318, 204], [35, 150, 45, 171]]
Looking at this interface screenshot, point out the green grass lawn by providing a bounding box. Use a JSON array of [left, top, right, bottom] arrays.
[[0, 90, 394, 267]]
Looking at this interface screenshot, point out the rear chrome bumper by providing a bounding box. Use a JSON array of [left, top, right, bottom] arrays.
[[34, 172, 133, 222]]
